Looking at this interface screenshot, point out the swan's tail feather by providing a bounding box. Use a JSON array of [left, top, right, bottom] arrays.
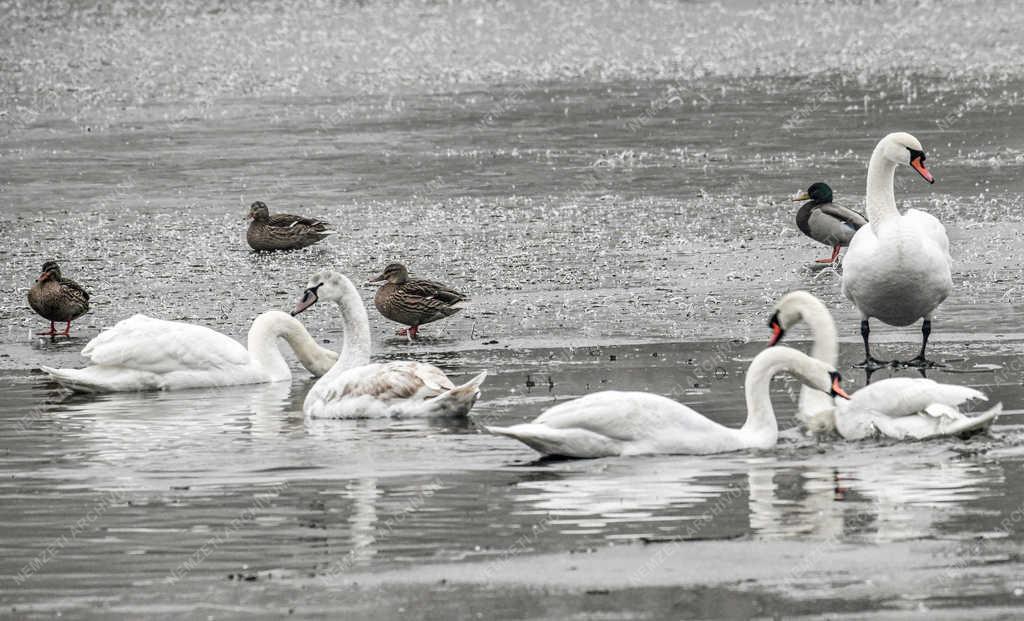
[[40, 365, 162, 393], [486, 423, 619, 458], [947, 402, 1002, 438], [426, 371, 486, 417], [41, 366, 105, 393]]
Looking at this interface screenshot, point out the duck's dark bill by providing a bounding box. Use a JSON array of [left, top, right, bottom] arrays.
[[911, 157, 935, 184], [291, 289, 318, 316]]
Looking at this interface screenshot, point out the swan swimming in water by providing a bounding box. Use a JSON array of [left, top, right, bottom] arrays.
[[768, 290, 1000, 439], [486, 346, 848, 458], [41, 311, 338, 392], [291, 270, 486, 418]]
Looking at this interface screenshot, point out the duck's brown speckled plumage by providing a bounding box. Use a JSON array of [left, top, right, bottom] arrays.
[[371, 263, 466, 334], [246, 201, 333, 251], [28, 261, 90, 325]]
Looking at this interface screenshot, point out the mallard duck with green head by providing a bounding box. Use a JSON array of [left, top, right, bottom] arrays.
[[791, 182, 867, 264]]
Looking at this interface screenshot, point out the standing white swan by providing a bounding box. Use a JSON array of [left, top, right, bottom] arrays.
[[485, 347, 848, 458], [41, 311, 339, 392], [290, 270, 486, 418], [768, 291, 1001, 439], [841, 132, 951, 368]]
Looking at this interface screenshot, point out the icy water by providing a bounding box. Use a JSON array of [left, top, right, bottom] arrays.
[[3, 1, 1024, 619]]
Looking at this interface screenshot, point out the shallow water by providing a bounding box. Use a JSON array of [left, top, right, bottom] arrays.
[[3, 0, 1024, 618]]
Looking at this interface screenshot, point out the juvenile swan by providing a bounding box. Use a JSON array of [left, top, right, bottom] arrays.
[[291, 270, 486, 418]]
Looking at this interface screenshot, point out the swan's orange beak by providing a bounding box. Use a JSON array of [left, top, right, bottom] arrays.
[[768, 321, 784, 346], [911, 156, 934, 184], [831, 375, 850, 400]]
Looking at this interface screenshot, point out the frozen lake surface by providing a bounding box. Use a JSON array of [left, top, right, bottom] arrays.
[[2, 0, 1024, 618]]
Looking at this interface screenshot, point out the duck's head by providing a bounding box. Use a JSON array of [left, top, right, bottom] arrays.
[[36, 260, 62, 283], [292, 270, 360, 316], [878, 132, 934, 183], [767, 290, 827, 346], [791, 182, 832, 204], [367, 263, 409, 285], [247, 201, 270, 222]]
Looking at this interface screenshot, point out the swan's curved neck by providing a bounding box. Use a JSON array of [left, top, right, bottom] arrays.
[[866, 143, 900, 227], [331, 279, 372, 371], [800, 302, 838, 366], [248, 311, 338, 381], [740, 349, 814, 444]]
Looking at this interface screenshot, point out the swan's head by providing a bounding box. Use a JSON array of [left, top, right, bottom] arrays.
[[36, 260, 62, 283], [750, 347, 849, 400], [247, 201, 270, 222], [795, 355, 850, 401], [767, 291, 827, 346], [791, 182, 832, 205], [878, 132, 934, 184], [291, 270, 360, 316], [367, 263, 409, 285]]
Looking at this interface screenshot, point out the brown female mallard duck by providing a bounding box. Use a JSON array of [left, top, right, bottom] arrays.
[[245, 201, 335, 251], [27, 260, 90, 336], [368, 263, 466, 340]]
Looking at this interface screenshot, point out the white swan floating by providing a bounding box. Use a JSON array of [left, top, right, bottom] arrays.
[[841, 131, 951, 367], [486, 346, 847, 458], [290, 270, 486, 418], [41, 311, 338, 392], [768, 290, 1001, 439]]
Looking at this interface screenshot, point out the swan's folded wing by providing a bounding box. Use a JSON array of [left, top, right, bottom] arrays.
[[323, 361, 456, 402], [904, 209, 950, 256], [847, 378, 986, 420], [81, 314, 251, 374], [532, 391, 718, 442]]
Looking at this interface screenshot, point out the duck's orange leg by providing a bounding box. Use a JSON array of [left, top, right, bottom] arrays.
[[815, 245, 842, 264], [37, 322, 57, 336]]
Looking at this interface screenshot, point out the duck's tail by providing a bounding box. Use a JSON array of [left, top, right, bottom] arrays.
[[426, 371, 486, 417]]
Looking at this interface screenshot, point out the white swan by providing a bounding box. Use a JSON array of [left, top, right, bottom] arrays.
[[841, 131, 951, 367], [41, 311, 338, 392], [290, 270, 486, 418], [485, 346, 847, 458], [768, 290, 1001, 439]]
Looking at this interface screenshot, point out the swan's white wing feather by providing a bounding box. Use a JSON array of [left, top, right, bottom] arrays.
[[533, 391, 727, 442], [904, 209, 950, 257], [81, 314, 250, 373], [316, 361, 454, 403], [845, 378, 985, 419]]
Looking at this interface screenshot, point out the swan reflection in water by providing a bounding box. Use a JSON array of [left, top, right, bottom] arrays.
[[500, 446, 1003, 544]]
